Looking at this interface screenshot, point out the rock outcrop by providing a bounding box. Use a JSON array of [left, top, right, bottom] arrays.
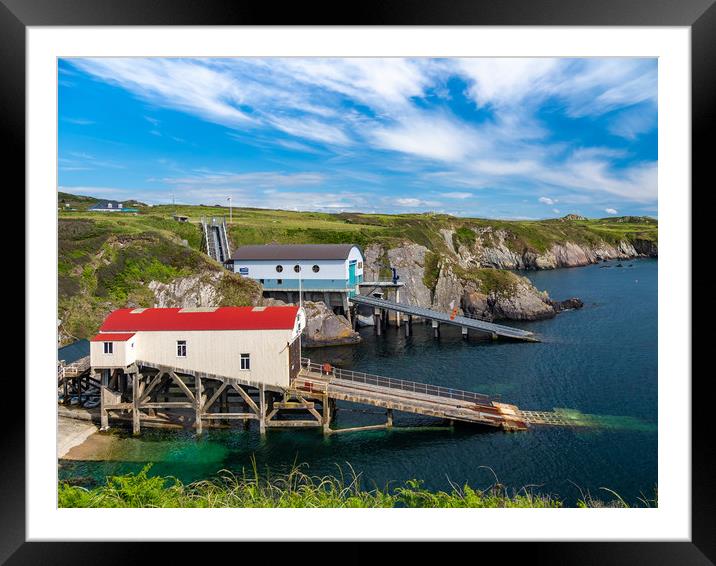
[[451, 228, 656, 270], [301, 301, 362, 347], [264, 298, 361, 347], [148, 271, 261, 308], [549, 297, 585, 313], [364, 242, 563, 322], [149, 272, 222, 307]]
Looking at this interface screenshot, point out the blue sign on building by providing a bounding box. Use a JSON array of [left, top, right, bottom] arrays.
[[239, 267, 249, 275]]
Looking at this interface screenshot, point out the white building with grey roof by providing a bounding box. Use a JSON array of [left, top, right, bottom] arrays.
[[228, 244, 364, 316]]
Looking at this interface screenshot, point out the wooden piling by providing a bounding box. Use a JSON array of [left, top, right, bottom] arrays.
[[132, 372, 140, 435], [195, 374, 203, 434], [259, 383, 267, 435], [99, 369, 109, 430], [322, 394, 332, 433]]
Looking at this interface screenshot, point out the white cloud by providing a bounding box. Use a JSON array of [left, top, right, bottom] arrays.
[[162, 170, 325, 188], [442, 192, 473, 199], [395, 198, 424, 206], [371, 114, 484, 162], [72, 58, 254, 127], [62, 117, 95, 125], [65, 57, 658, 214], [605, 207, 618, 214], [267, 115, 351, 146], [457, 58, 560, 107]]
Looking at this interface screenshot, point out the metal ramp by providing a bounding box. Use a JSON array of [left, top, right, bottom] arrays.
[[201, 217, 231, 263], [349, 294, 537, 341]]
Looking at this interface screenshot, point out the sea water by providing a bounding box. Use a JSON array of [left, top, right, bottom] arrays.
[[60, 258, 657, 506]]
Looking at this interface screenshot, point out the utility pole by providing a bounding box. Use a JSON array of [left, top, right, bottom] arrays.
[[298, 262, 303, 309], [227, 196, 232, 224]]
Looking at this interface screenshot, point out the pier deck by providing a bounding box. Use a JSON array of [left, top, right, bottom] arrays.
[[297, 360, 528, 431], [349, 294, 537, 341]]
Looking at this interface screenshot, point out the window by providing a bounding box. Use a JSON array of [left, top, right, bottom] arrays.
[[294, 264, 301, 273], [277, 279, 283, 285], [312, 265, 320, 273], [103, 342, 113, 354], [177, 340, 187, 357], [259, 279, 264, 284], [240, 353, 251, 370], [276, 265, 283, 273]]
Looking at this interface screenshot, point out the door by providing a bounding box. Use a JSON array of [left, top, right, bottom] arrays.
[[348, 261, 357, 286]]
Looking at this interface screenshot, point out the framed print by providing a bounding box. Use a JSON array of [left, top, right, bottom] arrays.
[[6, 0, 711, 562]]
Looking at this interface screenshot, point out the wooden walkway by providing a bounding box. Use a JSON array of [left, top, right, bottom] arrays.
[[296, 360, 529, 431]]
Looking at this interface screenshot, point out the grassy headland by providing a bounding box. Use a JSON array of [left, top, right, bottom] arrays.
[[58, 463, 656, 508], [59, 192, 657, 255], [57, 192, 657, 342]]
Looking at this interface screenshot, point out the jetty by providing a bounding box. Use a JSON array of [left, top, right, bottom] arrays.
[[296, 358, 529, 432], [69, 306, 567, 437], [349, 294, 538, 342]]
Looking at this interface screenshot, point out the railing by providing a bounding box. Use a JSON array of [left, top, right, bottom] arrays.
[[58, 357, 90, 380], [300, 358, 494, 405]]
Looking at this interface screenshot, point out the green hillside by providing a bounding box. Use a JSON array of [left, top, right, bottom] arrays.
[[58, 212, 260, 344], [57, 194, 657, 343]]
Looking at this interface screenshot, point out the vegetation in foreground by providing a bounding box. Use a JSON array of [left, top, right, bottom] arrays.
[[58, 463, 657, 509]]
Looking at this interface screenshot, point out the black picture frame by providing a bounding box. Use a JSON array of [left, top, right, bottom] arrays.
[[7, 0, 709, 562]]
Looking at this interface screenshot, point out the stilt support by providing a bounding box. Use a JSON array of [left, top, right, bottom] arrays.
[[195, 374, 203, 434], [132, 372, 140, 435], [259, 383, 267, 435]]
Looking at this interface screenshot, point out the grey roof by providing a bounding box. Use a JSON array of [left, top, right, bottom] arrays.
[[89, 199, 123, 209], [58, 339, 89, 364], [231, 244, 362, 261]]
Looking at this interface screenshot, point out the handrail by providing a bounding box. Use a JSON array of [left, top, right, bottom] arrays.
[[299, 357, 495, 405]]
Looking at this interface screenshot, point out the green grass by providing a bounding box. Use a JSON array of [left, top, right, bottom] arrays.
[[59, 196, 657, 256], [422, 251, 442, 293], [57, 195, 657, 342], [57, 215, 259, 343], [58, 463, 656, 508], [452, 265, 522, 297]]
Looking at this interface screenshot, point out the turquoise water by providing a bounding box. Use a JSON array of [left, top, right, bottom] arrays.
[[60, 258, 657, 506]]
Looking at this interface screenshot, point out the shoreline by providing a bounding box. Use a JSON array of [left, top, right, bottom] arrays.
[[58, 415, 98, 459]]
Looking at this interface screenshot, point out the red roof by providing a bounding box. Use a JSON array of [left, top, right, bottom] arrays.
[[99, 306, 301, 333], [91, 332, 135, 342]]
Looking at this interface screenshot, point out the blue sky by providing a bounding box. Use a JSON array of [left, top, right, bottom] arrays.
[[58, 57, 657, 219]]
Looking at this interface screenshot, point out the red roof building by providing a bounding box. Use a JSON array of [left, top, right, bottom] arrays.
[[99, 306, 301, 333], [90, 306, 306, 388]]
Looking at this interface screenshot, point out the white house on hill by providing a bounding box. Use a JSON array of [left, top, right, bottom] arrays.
[[228, 244, 364, 316]]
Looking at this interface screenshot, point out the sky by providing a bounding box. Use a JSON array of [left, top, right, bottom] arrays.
[[58, 57, 657, 219]]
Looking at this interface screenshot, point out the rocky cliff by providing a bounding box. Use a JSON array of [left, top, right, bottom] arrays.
[[364, 241, 584, 322], [445, 226, 656, 270], [264, 298, 361, 347]]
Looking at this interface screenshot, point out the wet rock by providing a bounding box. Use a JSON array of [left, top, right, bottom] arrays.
[[550, 297, 584, 312], [265, 298, 361, 347]]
